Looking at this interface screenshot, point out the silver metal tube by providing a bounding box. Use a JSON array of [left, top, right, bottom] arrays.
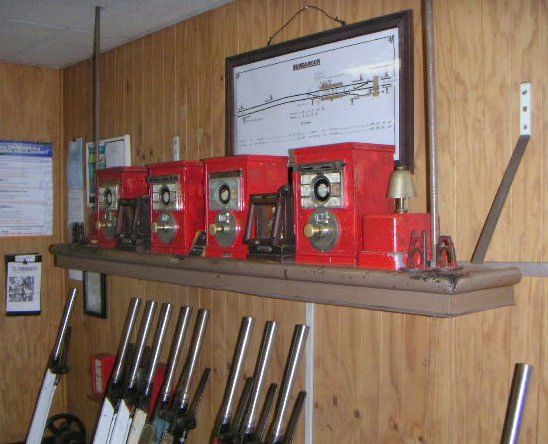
[[217, 316, 255, 429], [159, 306, 193, 405], [128, 300, 157, 390], [177, 309, 210, 409], [424, 0, 439, 264], [243, 321, 277, 435], [111, 297, 141, 386], [51, 288, 78, 363], [93, 6, 100, 175], [267, 324, 309, 444], [501, 363, 533, 444], [144, 303, 172, 398]]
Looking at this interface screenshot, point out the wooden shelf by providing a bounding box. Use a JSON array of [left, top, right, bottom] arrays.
[[50, 244, 521, 318]]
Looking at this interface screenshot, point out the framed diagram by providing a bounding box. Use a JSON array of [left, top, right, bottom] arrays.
[[226, 10, 414, 170]]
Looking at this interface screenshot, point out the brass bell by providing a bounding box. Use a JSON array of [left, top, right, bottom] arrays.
[[387, 166, 416, 213]]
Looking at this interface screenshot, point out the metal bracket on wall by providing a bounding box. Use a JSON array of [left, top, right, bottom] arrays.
[[471, 83, 531, 264]]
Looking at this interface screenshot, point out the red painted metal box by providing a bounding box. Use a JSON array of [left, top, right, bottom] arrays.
[[292, 142, 394, 265], [148, 161, 204, 255], [205, 155, 289, 259], [95, 167, 149, 248], [358, 213, 431, 270]]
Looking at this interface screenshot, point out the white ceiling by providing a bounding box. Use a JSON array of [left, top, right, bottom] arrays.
[[0, 0, 233, 68]]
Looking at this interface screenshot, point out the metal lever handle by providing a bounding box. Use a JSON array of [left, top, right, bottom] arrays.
[[159, 306, 193, 405], [232, 377, 254, 433], [216, 316, 255, 433], [143, 303, 172, 399], [177, 309, 210, 410], [242, 321, 277, 435], [281, 391, 306, 444], [255, 383, 278, 443], [128, 300, 157, 390], [267, 324, 309, 444], [501, 363, 533, 444], [111, 297, 142, 387], [51, 289, 78, 364]]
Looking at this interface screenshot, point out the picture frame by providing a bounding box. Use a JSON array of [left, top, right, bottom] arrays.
[[83, 271, 107, 318], [226, 10, 414, 170]]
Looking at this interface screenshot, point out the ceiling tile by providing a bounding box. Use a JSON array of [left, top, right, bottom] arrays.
[[8, 30, 126, 68], [0, 18, 59, 50], [0, 0, 88, 29]]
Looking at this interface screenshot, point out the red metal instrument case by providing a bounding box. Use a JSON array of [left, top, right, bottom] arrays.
[[204, 155, 289, 259], [148, 161, 204, 255], [358, 213, 431, 270], [95, 166, 149, 249], [291, 142, 394, 266]]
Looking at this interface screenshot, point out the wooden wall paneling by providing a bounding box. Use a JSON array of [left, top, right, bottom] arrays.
[[152, 30, 164, 163], [539, 279, 548, 439], [451, 1, 483, 443], [508, 1, 543, 442], [426, 1, 455, 440], [0, 63, 65, 442], [510, 278, 543, 443], [478, 0, 513, 442], [132, 39, 144, 164], [122, 44, 134, 137], [163, 26, 177, 162], [57, 1, 548, 443], [540, 2, 548, 438]]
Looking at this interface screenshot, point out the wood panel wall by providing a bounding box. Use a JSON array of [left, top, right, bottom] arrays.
[[0, 62, 65, 442], [60, 0, 547, 442]]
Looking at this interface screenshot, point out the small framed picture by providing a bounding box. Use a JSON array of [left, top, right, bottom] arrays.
[[5, 253, 42, 316], [83, 272, 107, 318]]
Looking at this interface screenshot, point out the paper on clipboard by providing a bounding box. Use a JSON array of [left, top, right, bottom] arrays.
[[5, 254, 42, 315]]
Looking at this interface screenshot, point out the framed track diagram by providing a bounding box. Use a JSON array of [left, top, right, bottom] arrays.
[[226, 10, 414, 169]]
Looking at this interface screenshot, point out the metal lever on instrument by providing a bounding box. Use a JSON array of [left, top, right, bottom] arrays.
[[281, 391, 306, 444], [254, 383, 278, 443], [232, 377, 255, 434], [128, 300, 157, 393], [142, 303, 172, 403], [501, 363, 533, 444], [266, 324, 309, 444], [168, 367, 212, 443], [111, 298, 142, 390], [242, 321, 278, 437], [175, 308, 210, 411], [26, 289, 78, 444], [214, 316, 255, 436], [158, 306, 193, 408], [50, 288, 78, 372]]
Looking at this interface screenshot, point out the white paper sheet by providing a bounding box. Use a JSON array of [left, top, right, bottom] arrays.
[[5, 254, 42, 314], [0, 141, 53, 236]]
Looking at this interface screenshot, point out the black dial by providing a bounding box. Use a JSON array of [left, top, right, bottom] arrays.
[[219, 183, 231, 205], [160, 186, 171, 205], [104, 189, 113, 206], [313, 176, 331, 202]]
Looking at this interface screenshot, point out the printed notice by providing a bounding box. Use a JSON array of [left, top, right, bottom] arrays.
[[5, 254, 42, 315], [0, 141, 53, 236]]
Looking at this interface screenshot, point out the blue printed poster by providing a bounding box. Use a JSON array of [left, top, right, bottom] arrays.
[[0, 141, 53, 236]]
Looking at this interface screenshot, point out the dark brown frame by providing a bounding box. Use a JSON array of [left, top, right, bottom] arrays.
[[225, 10, 414, 170]]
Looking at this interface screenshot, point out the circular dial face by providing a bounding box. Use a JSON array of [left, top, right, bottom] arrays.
[[160, 186, 171, 206], [306, 209, 339, 252], [313, 176, 331, 202], [212, 212, 238, 247], [219, 184, 231, 205], [104, 188, 113, 207], [156, 212, 176, 244]]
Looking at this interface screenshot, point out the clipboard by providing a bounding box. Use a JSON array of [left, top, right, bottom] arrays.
[[5, 253, 42, 315]]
